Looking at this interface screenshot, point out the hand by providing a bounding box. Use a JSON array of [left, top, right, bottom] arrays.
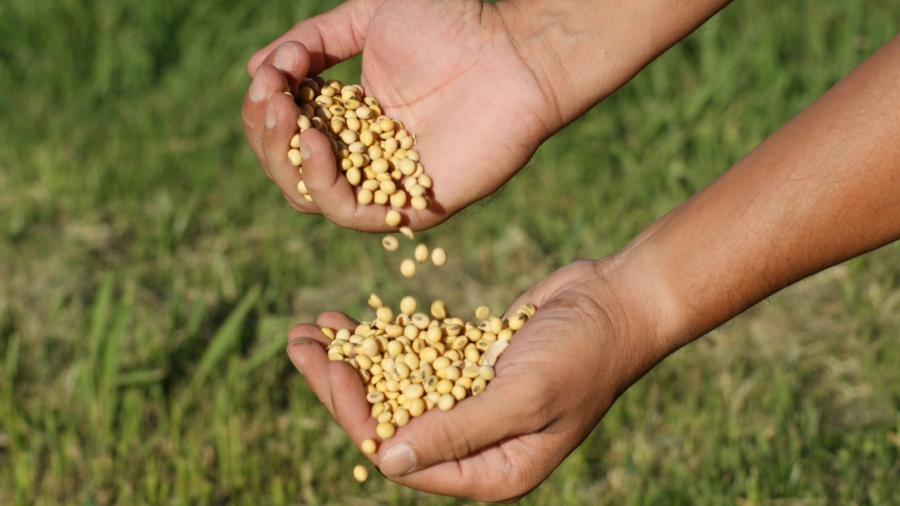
[[242, 0, 567, 231], [285, 258, 666, 501]]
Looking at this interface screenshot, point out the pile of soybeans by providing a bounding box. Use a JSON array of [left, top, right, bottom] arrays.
[[287, 77, 535, 482], [320, 288, 536, 465], [285, 75, 432, 219]]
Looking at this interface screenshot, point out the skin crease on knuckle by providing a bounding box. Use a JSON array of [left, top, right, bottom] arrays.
[[508, 451, 565, 503], [470, 440, 565, 503], [429, 414, 481, 468], [447, 446, 539, 503]]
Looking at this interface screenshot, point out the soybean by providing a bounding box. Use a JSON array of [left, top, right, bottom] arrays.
[[385, 210, 402, 227], [376, 422, 396, 440], [414, 243, 429, 263], [400, 259, 416, 278], [431, 247, 447, 267], [382, 235, 399, 251], [360, 438, 377, 455]]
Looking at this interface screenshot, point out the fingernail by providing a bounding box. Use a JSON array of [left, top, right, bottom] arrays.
[[249, 68, 267, 102], [289, 337, 312, 346], [380, 444, 417, 477], [266, 100, 276, 129], [274, 44, 298, 72], [299, 137, 310, 160]]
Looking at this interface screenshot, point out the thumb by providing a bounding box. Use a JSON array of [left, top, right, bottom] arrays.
[[376, 375, 543, 478], [247, 0, 371, 76]]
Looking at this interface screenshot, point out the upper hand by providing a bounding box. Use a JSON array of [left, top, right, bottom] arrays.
[[242, 0, 564, 231]]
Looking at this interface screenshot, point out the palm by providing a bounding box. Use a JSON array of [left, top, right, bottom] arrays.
[[357, 0, 556, 220], [396, 288, 618, 500], [395, 262, 627, 498]]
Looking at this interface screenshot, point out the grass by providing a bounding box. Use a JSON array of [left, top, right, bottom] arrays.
[[1, 0, 898, 504]]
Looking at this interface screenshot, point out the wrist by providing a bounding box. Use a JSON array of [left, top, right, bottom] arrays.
[[589, 248, 679, 383], [498, 0, 733, 122], [600, 218, 698, 361]]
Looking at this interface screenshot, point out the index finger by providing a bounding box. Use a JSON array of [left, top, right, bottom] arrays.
[[246, 0, 370, 77]]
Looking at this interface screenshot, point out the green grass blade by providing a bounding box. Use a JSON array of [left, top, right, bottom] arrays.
[[227, 335, 288, 382], [4, 334, 20, 385], [88, 274, 116, 377], [100, 282, 135, 394], [115, 368, 166, 387], [188, 285, 261, 392]]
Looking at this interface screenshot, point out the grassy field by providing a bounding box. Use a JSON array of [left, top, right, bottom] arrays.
[[1, 0, 899, 504]]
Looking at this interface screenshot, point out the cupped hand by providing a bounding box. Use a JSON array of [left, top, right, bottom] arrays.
[[285, 259, 667, 501], [242, 0, 565, 232]]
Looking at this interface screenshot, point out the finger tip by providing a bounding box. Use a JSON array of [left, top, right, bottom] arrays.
[[297, 128, 336, 165], [246, 54, 263, 77], [285, 340, 312, 374], [270, 92, 300, 126], [276, 41, 315, 77], [316, 311, 356, 328], [288, 323, 325, 341]]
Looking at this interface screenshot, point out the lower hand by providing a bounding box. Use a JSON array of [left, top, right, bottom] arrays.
[[285, 258, 666, 501]]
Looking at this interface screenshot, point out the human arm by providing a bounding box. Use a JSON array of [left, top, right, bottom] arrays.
[[640, 31, 900, 347], [284, 33, 900, 501], [242, 0, 734, 231]]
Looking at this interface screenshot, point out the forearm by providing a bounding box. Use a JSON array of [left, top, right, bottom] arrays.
[[621, 34, 900, 352], [499, 0, 734, 122]]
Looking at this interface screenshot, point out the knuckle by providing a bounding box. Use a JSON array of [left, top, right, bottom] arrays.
[[329, 213, 357, 230], [432, 416, 476, 463], [511, 380, 556, 431], [492, 449, 556, 502], [468, 458, 541, 503]]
